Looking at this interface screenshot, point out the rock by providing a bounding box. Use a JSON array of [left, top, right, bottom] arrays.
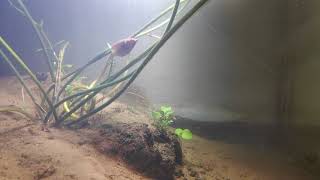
[[93, 123, 182, 180]]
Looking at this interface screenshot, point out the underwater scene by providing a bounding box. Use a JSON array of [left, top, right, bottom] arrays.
[[0, 0, 320, 179]]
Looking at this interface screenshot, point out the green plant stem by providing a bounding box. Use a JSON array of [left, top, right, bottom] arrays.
[[0, 105, 35, 120], [107, 56, 114, 79], [59, 40, 153, 124], [41, 84, 55, 108], [133, 0, 188, 37], [0, 49, 45, 115], [39, 27, 61, 103], [39, 27, 59, 63], [56, 42, 156, 122], [50, 43, 155, 124], [44, 71, 135, 124], [62, 49, 111, 81], [135, 0, 188, 38], [57, 49, 112, 100], [95, 55, 114, 85], [67, 0, 209, 126], [61, 0, 189, 81], [0, 36, 59, 122], [64, 72, 134, 106], [105, 44, 156, 83], [54, 41, 69, 103], [56, 0, 188, 106], [56, 72, 135, 125], [16, 0, 55, 81], [164, 0, 180, 35]]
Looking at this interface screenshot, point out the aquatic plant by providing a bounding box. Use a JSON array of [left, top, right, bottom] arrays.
[[152, 106, 175, 131], [0, 105, 34, 120], [175, 128, 193, 140], [0, 0, 208, 128]]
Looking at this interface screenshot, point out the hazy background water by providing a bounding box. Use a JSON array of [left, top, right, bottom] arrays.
[[3, 0, 320, 170], [0, 0, 288, 126]]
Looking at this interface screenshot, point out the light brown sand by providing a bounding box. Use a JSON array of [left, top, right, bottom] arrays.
[[0, 76, 316, 180]]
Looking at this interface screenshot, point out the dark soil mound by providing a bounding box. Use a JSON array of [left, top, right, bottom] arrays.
[[93, 123, 182, 180]]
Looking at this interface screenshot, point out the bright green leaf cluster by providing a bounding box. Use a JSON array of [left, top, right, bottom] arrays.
[[151, 105, 174, 131], [175, 128, 193, 140]]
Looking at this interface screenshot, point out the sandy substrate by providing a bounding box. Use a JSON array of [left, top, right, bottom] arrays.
[[0, 77, 149, 180], [0, 76, 317, 180], [0, 117, 147, 180]]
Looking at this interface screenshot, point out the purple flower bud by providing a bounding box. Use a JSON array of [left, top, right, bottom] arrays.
[[111, 37, 138, 57]]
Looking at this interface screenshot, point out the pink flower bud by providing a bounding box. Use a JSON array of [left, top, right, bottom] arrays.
[[111, 37, 138, 57]]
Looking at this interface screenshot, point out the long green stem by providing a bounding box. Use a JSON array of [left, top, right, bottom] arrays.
[[133, 0, 188, 37], [41, 84, 55, 108], [62, 49, 111, 80], [53, 72, 135, 125], [55, 43, 156, 123], [39, 27, 59, 63], [135, 0, 189, 38], [54, 41, 69, 103], [95, 55, 114, 85], [67, 0, 209, 126], [0, 37, 59, 122], [16, 0, 55, 81], [61, 0, 189, 81], [44, 71, 135, 123], [105, 44, 156, 83], [56, 0, 188, 104], [39, 27, 62, 104], [52, 43, 155, 123], [164, 0, 180, 35], [57, 49, 112, 100], [0, 105, 35, 120], [0, 49, 45, 115]]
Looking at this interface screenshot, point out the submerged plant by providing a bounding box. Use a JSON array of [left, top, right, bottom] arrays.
[[152, 106, 175, 131], [0, 0, 208, 128], [175, 128, 193, 140]]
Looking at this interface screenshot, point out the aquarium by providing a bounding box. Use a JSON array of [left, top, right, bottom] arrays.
[[0, 0, 319, 180]]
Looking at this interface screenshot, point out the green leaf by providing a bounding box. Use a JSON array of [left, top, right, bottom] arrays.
[[164, 112, 173, 119], [183, 129, 191, 133], [181, 129, 193, 140], [160, 106, 173, 114], [175, 128, 183, 136], [152, 111, 161, 120]]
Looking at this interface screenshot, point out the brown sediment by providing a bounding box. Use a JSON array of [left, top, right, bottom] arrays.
[[93, 123, 182, 180], [0, 76, 316, 180]]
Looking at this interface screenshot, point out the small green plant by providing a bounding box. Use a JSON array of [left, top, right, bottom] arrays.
[[152, 106, 174, 131], [175, 128, 193, 140]]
